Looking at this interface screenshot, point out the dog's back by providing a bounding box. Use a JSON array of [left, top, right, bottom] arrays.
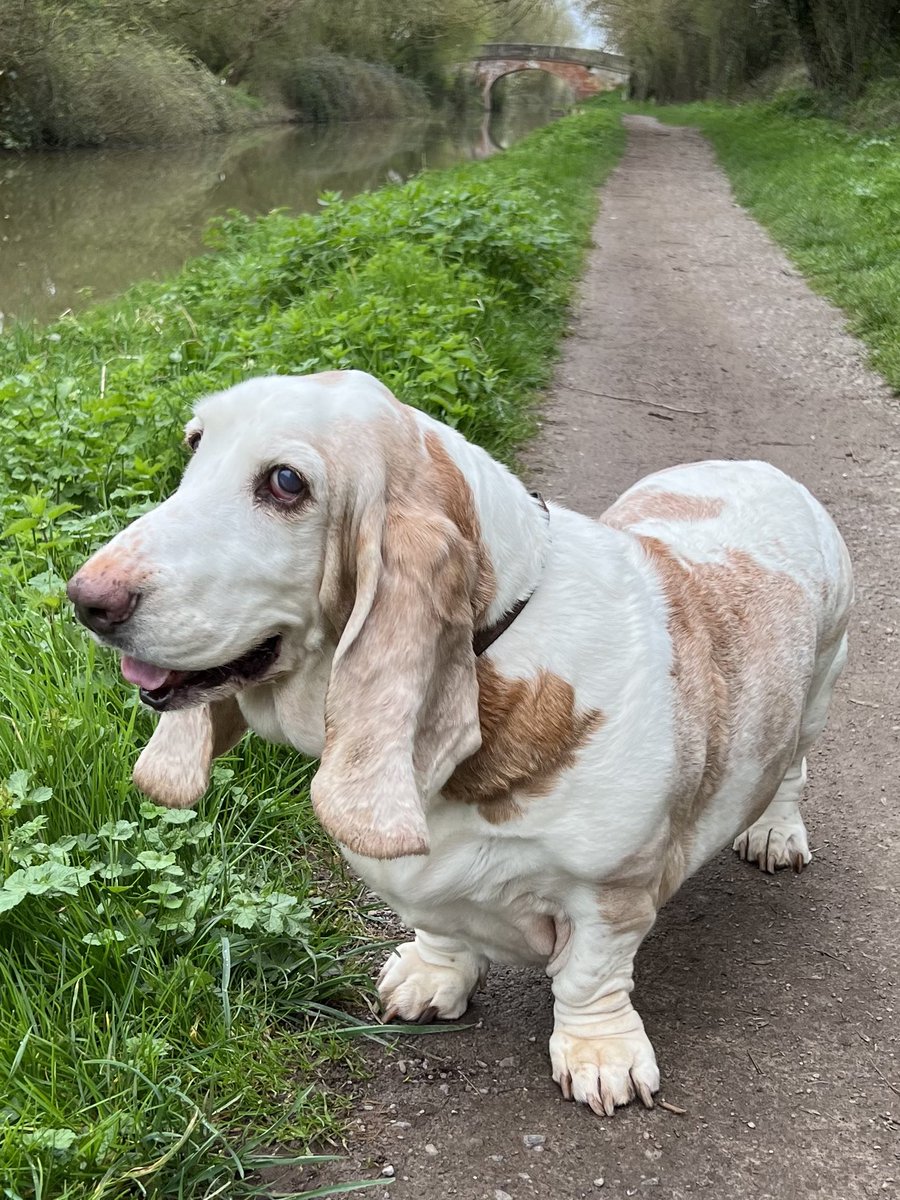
[[603, 458, 852, 632]]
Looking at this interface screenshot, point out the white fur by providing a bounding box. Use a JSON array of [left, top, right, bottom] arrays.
[[71, 372, 853, 1115]]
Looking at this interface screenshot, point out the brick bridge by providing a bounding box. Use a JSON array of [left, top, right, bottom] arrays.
[[471, 43, 629, 110]]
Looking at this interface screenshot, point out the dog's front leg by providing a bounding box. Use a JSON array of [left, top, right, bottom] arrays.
[[548, 885, 659, 1115], [378, 930, 489, 1023]]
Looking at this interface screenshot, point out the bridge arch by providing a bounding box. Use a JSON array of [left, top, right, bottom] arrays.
[[484, 62, 579, 106], [472, 44, 629, 112]]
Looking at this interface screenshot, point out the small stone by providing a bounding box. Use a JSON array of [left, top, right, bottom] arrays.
[[747, 1121, 756, 1129], [495, 1191, 513, 1200], [424, 1143, 438, 1156], [381, 1165, 395, 1178], [523, 1133, 546, 1149], [593, 1179, 605, 1188], [498, 1055, 517, 1068], [397, 1060, 407, 1073]]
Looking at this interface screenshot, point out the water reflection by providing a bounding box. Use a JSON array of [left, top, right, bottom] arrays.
[[0, 106, 557, 327]]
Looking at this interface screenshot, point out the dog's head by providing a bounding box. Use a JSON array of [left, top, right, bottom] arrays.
[[68, 372, 490, 858]]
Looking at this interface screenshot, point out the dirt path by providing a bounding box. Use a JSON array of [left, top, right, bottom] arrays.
[[303, 116, 900, 1200]]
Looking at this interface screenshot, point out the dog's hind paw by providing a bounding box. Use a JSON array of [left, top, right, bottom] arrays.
[[733, 815, 811, 874]]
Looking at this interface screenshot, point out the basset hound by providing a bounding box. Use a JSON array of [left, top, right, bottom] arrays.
[[69, 371, 852, 1115]]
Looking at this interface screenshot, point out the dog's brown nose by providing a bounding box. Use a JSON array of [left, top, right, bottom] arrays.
[[67, 572, 140, 636]]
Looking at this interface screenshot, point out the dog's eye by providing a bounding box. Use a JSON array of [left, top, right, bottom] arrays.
[[186, 430, 202, 452], [266, 466, 308, 505]]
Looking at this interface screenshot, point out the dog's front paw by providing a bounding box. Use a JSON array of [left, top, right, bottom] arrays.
[[550, 1024, 660, 1116], [377, 940, 485, 1023]]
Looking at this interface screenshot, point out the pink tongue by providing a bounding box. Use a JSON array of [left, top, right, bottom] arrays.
[[121, 656, 175, 692]]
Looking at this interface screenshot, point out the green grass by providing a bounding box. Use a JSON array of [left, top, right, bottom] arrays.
[[626, 98, 900, 389], [0, 104, 625, 1198]]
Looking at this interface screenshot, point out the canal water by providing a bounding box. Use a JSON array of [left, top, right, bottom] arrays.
[[0, 106, 560, 329]]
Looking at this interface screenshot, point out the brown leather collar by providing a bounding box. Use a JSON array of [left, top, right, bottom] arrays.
[[473, 492, 549, 658]]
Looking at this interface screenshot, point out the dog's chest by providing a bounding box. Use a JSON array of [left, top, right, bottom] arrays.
[[345, 804, 564, 965]]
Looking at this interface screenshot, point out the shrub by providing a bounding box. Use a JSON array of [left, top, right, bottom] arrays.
[[767, 86, 834, 119], [845, 76, 900, 130], [247, 51, 427, 123], [0, 4, 262, 148]]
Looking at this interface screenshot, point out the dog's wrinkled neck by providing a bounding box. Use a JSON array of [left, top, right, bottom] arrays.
[[473, 492, 550, 657]]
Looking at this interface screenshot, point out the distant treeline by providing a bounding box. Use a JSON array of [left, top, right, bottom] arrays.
[[0, 0, 580, 148], [580, 0, 900, 111]]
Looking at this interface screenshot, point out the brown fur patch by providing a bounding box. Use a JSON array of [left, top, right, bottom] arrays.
[[424, 432, 496, 623], [444, 659, 604, 823], [602, 490, 726, 531], [640, 538, 814, 904], [318, 513, 368, 642], [320, 416, 496, 635]]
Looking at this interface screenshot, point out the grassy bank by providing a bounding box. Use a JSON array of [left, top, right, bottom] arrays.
[[631, 99, 900, 390], [0, 105, 625, 1197]]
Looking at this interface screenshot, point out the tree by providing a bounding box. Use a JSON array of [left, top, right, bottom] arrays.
[[580, 0, 900, 100]]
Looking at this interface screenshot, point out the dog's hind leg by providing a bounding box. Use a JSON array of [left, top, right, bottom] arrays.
[[733, 757, 812, 874], [734, 631, 848, 874]]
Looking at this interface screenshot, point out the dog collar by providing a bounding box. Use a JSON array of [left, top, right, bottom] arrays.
[[473, 492, 549, 657]]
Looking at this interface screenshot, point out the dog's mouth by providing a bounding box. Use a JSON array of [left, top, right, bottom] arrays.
[[121, 635, 281, 712]]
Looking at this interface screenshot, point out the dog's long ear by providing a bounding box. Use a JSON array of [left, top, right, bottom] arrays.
[[311, 490, 482, 860], [132, 698, 247, 808]]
